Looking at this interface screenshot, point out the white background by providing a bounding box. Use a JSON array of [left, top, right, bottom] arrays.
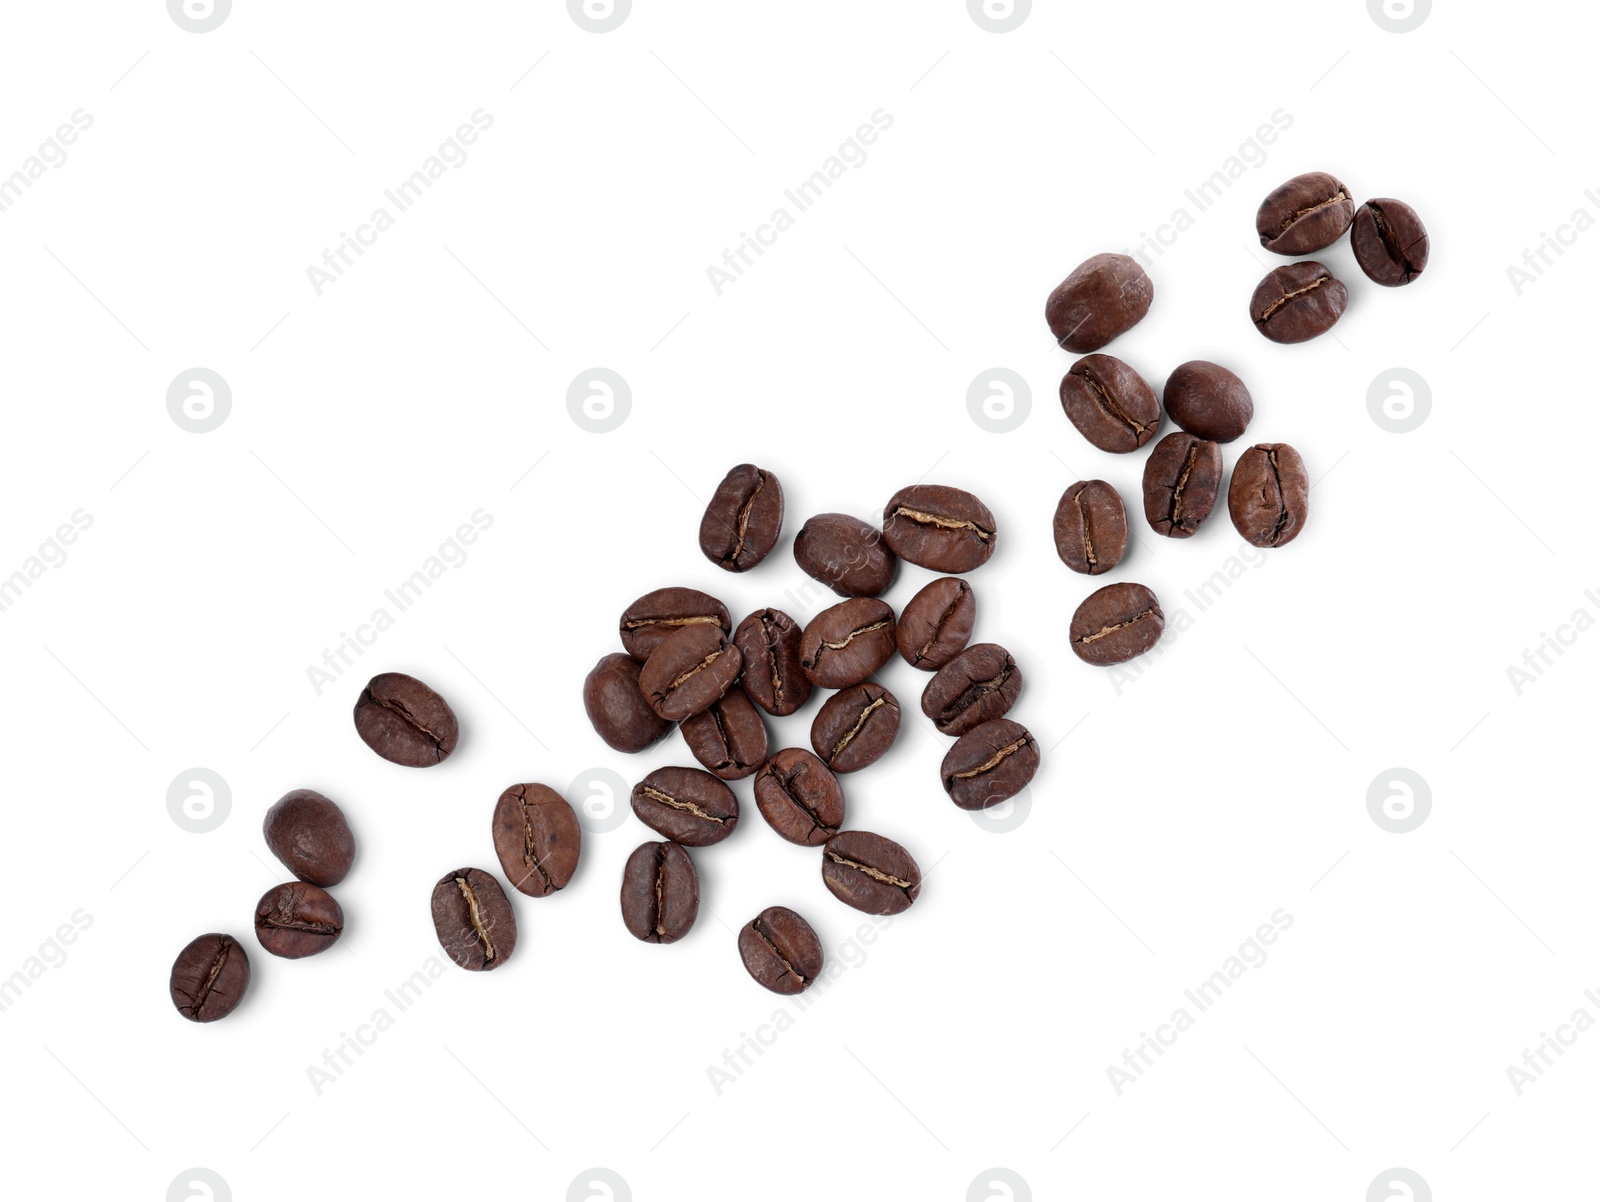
[[0, 1, 1593, 1199]]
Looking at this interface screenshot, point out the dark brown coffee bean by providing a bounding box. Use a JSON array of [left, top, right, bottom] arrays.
[[630, 766, 740, 846], [921, 642, 1022, 736], [811, 682, 900, 773], [1352, 197, 1429, 286], [1142, 432, 1223, 539], [941, 719, 1039, 810], [822, 831, 921, 915], [638, 623, 743, 721], [754, 748, 845, 845], [1162, 361, 1253, 443], [620, 841, 698, 944], [255, 881, 343, 959], [1052, 480, 1127, 576], [492, 783, 582, 897], [1250, 261, 1348, 343], [1229, 443, 1310, 548], [896, 577, 976, 670], [793, 513, 897, 597], [1045, 253, 1153, 353], [1256, 171, 1354, 256], [263, 789, 355, 887], [738, 906, 823, 995], [699, 464, 784, 572], [1070, 582, 1164, 666], [881, 485, 996, 573], [679, 686, 768, 781], [618, 587, 731, 660], [353, 672, 458, 767], [799, 598, 897, 689], [170, 933, 250, 1023], [431, 868, 517, 971], [1059, 354, 1161, 453], [733, 609, 812, 717], [583, 652, 675, 753]]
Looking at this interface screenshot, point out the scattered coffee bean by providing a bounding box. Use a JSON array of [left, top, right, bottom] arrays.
[[353, 672, 458, 767], [921, 642, 1022, 736], [1229, 443, 1310, 548], [255, 882, 343, 959], [263, 788, 355, 887], [620, 841, 699, 944], [1052, 480, 1127, 576], [638, 623, 742, 721], [733, 608, 812, 717], [738, 906, 823, 995], [1070, 582, 1164, 666], [1045, 252, 1154, 353], [699, 464, 784, 572], [583, 652, 675, 753], [941, 718, 1039, 810], [1352, 197, 1429, 286], [792, 513, 897, 597], [1162, 361, 1253, 443], [754, 748, 845, 846], [492, 783, 582, 897], [1059, 354, 1161, 453], [1142, 432, 1223, 539], [799, 598, 897, 689], [630, 766, 740, 847], [1250, 261, 1348, 344], [431, 868, 517, 971], [811, 682, 900, 773], [170, 933, 250, 1023], [896, 577, 976, 670], [1256, 171, 1354, 256], [881, 484, 997, 573], [679, 686, 768, 780], [822, 831, 921, 915], [618, 587, 731, 660]]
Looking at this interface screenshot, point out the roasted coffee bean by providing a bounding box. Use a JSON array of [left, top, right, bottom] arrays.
[[492, 783, 582, 897], [254, 882, 343, 959], [630, 766, 740, 846], [679, 686, 768, 781], [263, 789, 355, 887], [1162, 361, 1254, 443], [1045, 253, 1154, 353], [618, 587, 731, 660], [754, 748, 845, 846], [733, 609, 812, 717], [881, 485, 997, 573], [353, 672, 458, 767], [1352, 197, 1429, 286], [1250, 261, 1347, 344], [738, 906, 823, 995], [1059, 354, 1161, 453], [170, 933, 250, 1023], [620, 841, 698, 944], [921, 642, 1023, 736], [431, 867, 517, 971], [821, 830, 921, 915], [896, 577, 976, 670], [941, 719, 1039, 810], [699, 464, 784, 572], [1142, 432, 1223, 539], [583, 652, 675, 753], [1070, 582, 1164, 666], [1256, 171, 1354, 256], [638, 623, 742, 721], [1052, 480, 1127, 576], [792, 513, 897, 597], [799, 598, 897, 689], [1229, 443, 1310, 549], [811, 682, 900, 773]]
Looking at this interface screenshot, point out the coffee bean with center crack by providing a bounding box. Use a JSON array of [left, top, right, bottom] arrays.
[[263, 789, 355, 887], [170, 933, 250, 1023], [1059, 354, 1161, 453], [254, 882, 344, 959], [629, 766, 740, 847], [491, 783, 582, 897], [921, 642, 1022, 736], [699, 464, 784, 572], [941, 718, 1039, 810], [1256, 171, 1355, 256], [1052, 480, 1127, 576], [1352, 197, 1429, 286], [1045, 253, 1154, 353], [754, 748, 845, 846], [620, 841, 698, 944], [799, 598, 897, 689], [881, 484, 997, 573], [738, 906, 823, 995], [811, 682, 900, 773], [353, 672, 459, 767], [1250, 261, 1348, 343], [638, 623, 742, 721], [821, 831, 921, 915], [431, 868, 517, 971], [1229, 443, 1310, 548], [1070, 582, 1165, 666], [896, 577, 976, 670], [618, 587, 731, 660], [1163, 361, 1253, 443], [733, 608, 812, 717], [792, 513, 898, 597], [679, 686, 768, 780], [583, 652, 675, 753], [1142, 432, 1223, 539]]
